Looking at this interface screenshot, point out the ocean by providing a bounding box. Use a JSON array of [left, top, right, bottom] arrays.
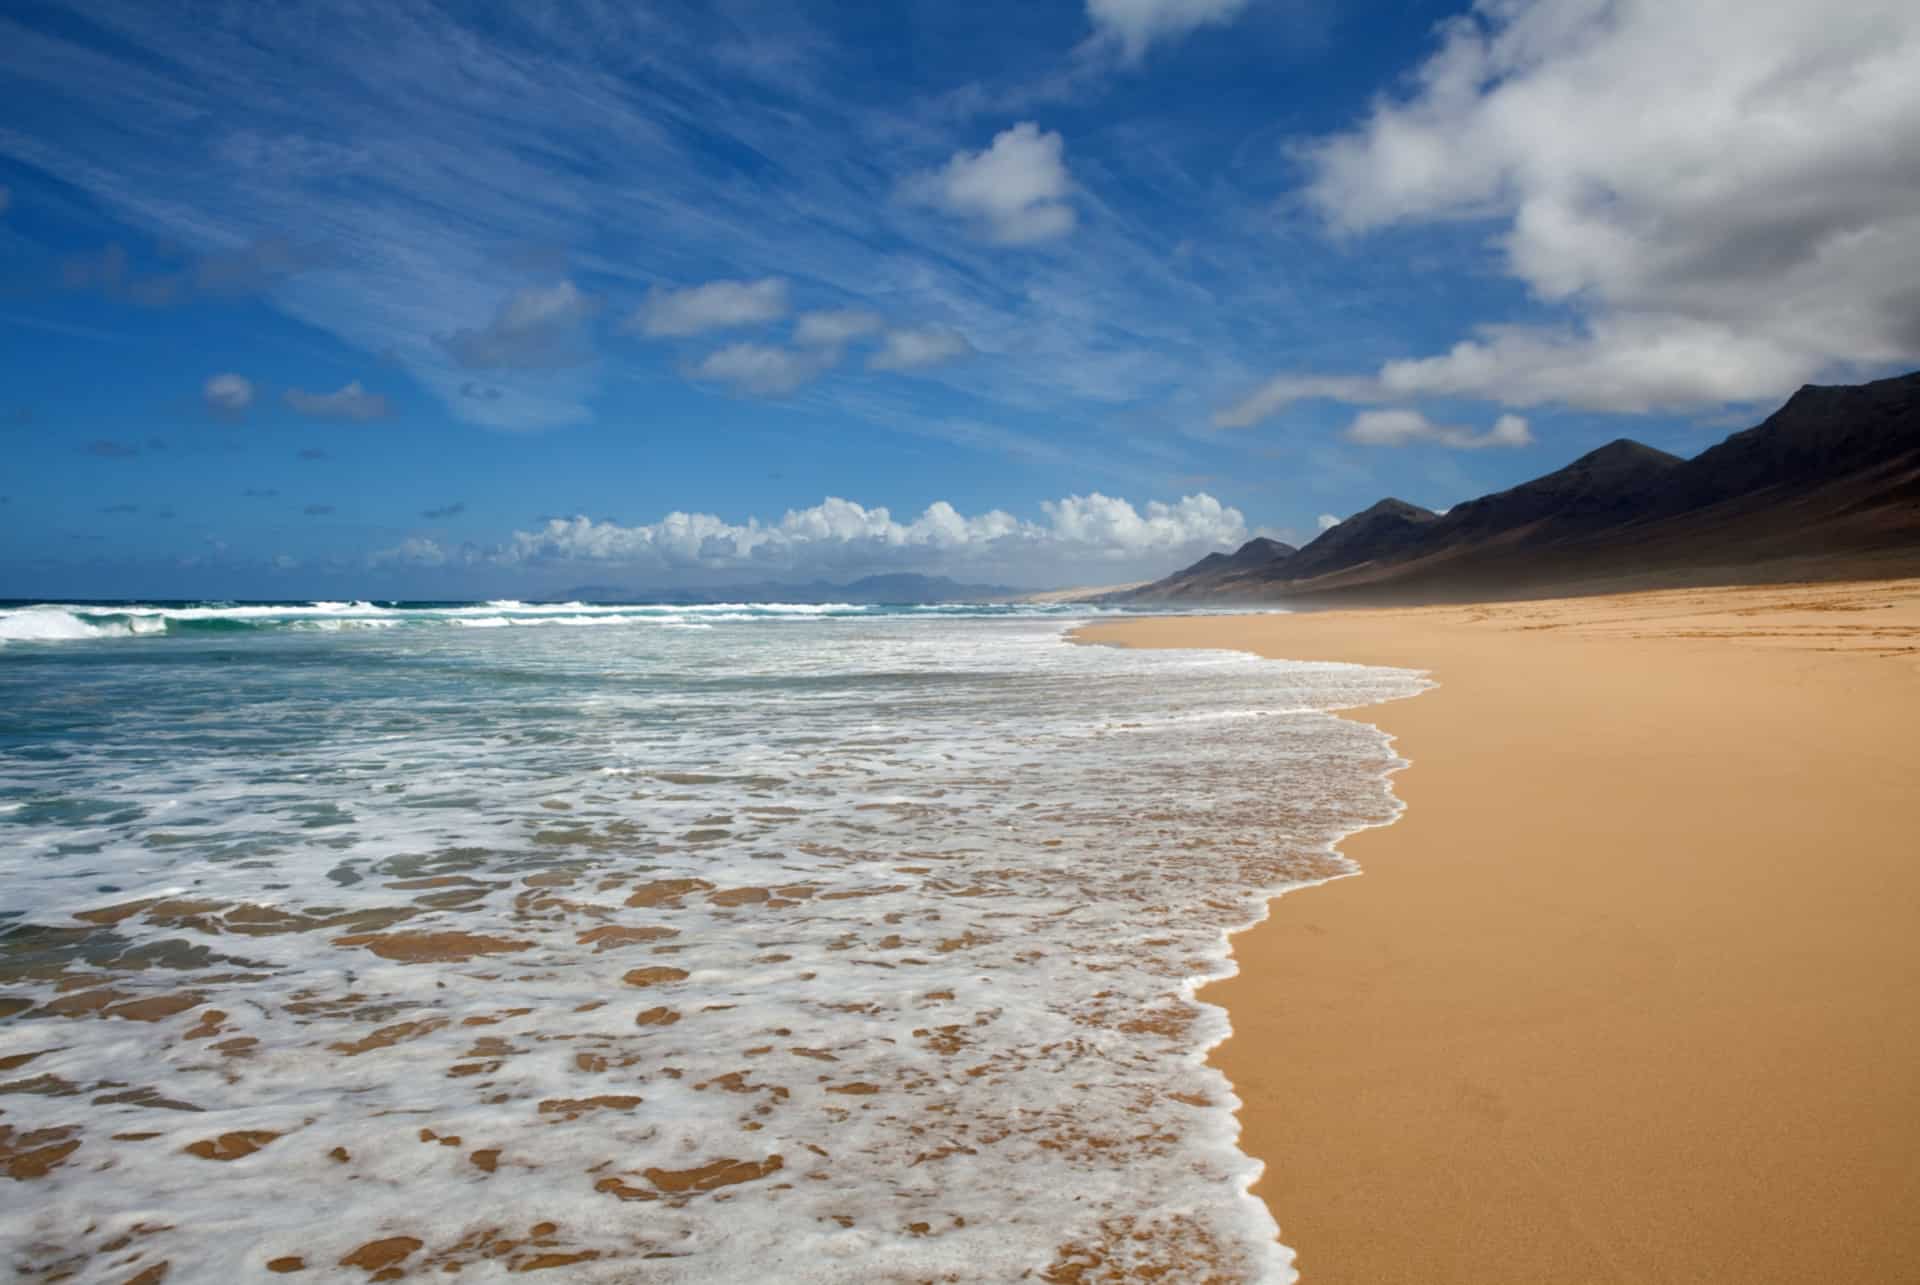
[[0, 600, 1426, 1282]]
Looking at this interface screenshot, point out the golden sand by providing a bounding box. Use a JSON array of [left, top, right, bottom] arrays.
[[1079, 578, 1920, 1284]]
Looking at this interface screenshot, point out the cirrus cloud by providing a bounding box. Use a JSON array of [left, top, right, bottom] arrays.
[[1086, 0, 1253, 63]]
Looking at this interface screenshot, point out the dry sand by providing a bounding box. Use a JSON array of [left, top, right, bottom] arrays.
[[1078, 578, 1920, 1284]]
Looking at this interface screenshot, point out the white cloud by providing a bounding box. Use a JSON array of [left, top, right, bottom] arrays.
[[1039, 491, 1245, 551], [496, 491, 1248, 581], [634, 277, 789, 338], [687, 342, 837, 397], [795, 309, 882, 347], [0, 5, 1298, 444], [437, 281, 595, 370], [203, 372, 254, 414], [372, 537, 448, 567], [1215, 373, 1383, 428], [1086, 0, 1253, 62], [908, 122, 1076, 245], [1316, 513, 1340, 531], [1227, 0, 1920, 421], [1344, 408, 1532, 450], [285, 379, 392, 421], [869, 326, 974, 372]]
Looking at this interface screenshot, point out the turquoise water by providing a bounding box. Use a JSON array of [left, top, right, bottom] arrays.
[[0, 601, 1426, 1282]]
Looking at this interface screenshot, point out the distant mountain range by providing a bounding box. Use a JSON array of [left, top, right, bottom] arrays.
[[553, 572, 1020, 605], [1120, 370, 1920, 605]]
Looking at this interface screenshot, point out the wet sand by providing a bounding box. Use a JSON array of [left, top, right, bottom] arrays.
[[1078, 579, 1920, 1284]]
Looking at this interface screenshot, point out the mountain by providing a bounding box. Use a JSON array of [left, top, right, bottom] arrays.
[[1427, 439, 1683, 546], [554, 573, 1021, 605], [1657, 374, 1920, 514], [1125, 536, 1297, 601], [1285, 499, 1439, 582], [1120, 369, 1920, 604]]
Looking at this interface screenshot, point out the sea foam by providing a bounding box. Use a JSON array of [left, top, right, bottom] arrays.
[[0, 611, 1426, 1282]]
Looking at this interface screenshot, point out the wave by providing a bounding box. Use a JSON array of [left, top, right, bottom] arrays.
[[0, 597, 1215, 645], [0, 603, 778, 645]]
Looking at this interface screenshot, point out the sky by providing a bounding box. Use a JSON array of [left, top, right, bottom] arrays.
[[2, 0, 1917, 598]]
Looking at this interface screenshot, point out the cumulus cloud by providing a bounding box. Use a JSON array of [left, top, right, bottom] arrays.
[[633, 278, 789, 338], [496, 492, 1249, 581], [1316, 513, 1341, 532], [285, 379, 392, 421], [1086, 0, 1253, 62], [1226, 0, 1920, 421], [869, 326, 974, 372], [795, 308, 883, 348], [688, 342, 837, 396], [437, 280, 595, 370], [1344, 409, 1532, 450], [908, 123, 1076, 245], [203, 372, 254, 415]]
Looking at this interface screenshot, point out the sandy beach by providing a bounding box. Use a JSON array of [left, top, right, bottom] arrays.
[[1079, 578, 1920, 1284]]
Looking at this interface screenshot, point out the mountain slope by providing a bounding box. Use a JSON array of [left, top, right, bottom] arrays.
[[1427, 439, 1683, 545], [1284, 499, 1439, 582], [1125, 536, 1297, 601], [1119, 369, 1920, 605]]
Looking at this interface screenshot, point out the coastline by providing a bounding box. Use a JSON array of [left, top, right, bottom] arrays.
[[1076, 578, 1920, 1284]]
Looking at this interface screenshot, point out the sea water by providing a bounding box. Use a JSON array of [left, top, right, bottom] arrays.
[[0, 601, 1426, 1282]]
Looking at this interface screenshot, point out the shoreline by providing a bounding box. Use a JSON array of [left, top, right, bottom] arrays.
[[1077, 578, 1920, 1283]]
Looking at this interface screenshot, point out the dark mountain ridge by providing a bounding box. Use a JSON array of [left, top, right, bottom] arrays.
[[1121, 370, 1920, 604], [1126, 535, 1297, 601], [1285, 498, 1438, 582]]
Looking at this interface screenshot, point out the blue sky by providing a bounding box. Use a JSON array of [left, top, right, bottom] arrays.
[[3, 0, 1916, 597]]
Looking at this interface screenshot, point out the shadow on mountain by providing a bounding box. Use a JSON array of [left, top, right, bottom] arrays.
[[1120, 370, 1920, 605]]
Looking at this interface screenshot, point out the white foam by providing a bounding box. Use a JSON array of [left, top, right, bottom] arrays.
[[0, 598, 1275, 647], [0, 613, 1425, 1282], [0, 606, 132, 641]]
